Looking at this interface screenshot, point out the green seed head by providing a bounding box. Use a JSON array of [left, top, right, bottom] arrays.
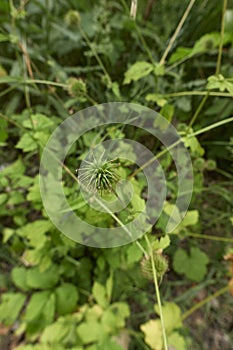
[[141, 251, 168, 282]]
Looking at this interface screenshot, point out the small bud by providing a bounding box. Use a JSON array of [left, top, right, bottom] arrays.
[[64, 10, 81, 27], [205, 159, 216, 171], [66, 77, 87, 97], [194, 157, 205, 171]]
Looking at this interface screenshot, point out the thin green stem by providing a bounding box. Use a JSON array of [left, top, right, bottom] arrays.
[[188, 115, 233, 137], [145, 235, 168, 350], [79, 26, 112, 85], [159, 0, 196, 65], [187, 92, 209, 132], [173, 232, 233, 243], [216, 0, 228, 75], [129, 115, 233, 179], [182, 285, 229, 320], [165, 91, 231, 98]]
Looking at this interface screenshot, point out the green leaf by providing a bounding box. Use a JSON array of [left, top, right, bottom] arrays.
[[154, 302, 182, 334], [0, 293, 26, 325], [206, 75, 233, 96], [146, 93, 167, 107], [173, 247, 209, 282], [168, 332, 187, 350], [126, 243, 143, 264], [41, 319, 71, 344], [17, 220, 53, 248], [106, 272, 113, 302], [0, 34, 9, 42], [123, 61, 153, 84], [27, 264, 60, 289], [77, 321, 104, 344], [11, 267, 29, 291], [152, 235, 170, 251], [16, 133, 37, 152], [22, 114, 54, 130], [92, 281, 108, 308], [169, 47, 192, 64], [182, 210, 199, 226], [24, 291, 51, 321], [55, 283, 79, 315]]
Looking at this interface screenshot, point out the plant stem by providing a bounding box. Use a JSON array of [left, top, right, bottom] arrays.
[[145, 235, 168, 350], [159, 0, 196, 65], [172, 232, 233, 243], [216, 0, 228, 75], [130, 115, 233, 179], [166, 91, 231, 98], [187, 92, 209, 133], [181, 285, 229, 320]]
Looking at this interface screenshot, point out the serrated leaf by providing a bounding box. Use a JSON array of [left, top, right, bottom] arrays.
[[17, 220, 52, 248], [152, 235, 170, 251], [16, 133, 37, 152], [123, 61, 153, 84], [173, 247, 209, 282], [22, 114, 54, 130]]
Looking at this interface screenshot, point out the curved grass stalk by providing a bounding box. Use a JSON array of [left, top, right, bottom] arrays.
[[216, 0, 228, 75], [145, 235, 168, 350], [159, 0, 196, 65], [181, 285, 229, 320]]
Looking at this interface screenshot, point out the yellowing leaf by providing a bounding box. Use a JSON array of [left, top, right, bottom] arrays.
[[140, 319, 163, 350]]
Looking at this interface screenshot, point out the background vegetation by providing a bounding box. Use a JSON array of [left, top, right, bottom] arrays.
[[0, 0, 233, 349]]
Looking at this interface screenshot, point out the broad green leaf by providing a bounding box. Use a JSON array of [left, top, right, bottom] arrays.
[[24, 291, 51, 321], [55, 283, 79, 315], [173, 247, 209, 282], [17, 220, 53, 248], [11, 267, 29, 291], [77, 321, 104, 344], [26, 264, 59, 289], [22, 114, 54, 130], [169, 47, 192, 64], [41, 319, 71, 344], [108, 302, 130, 328], [126, 243, 143, 264], [0, 293, 26, 325], [123, 61, 153, 84], [92, 281, 107, 308]]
